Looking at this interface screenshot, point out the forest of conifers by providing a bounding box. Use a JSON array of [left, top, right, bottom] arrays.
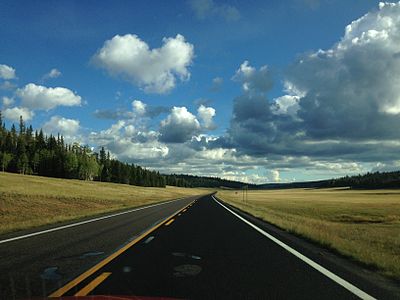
[[1, 112, 398, 189], [0, 113, 168, 187], [0, 112, 244, 188]]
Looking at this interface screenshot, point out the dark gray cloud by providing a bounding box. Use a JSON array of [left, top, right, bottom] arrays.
[[159, 106, 201, 143], [232, 61, 273, 94], [93, 109, 131, 120], [218, 4, 400, 166], [94, 105, 170, 120]]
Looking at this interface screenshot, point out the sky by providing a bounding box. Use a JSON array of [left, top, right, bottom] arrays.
[[1, 0, 400, 183]]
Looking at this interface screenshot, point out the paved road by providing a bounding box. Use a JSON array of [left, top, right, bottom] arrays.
[[45, 194, 395, 300], [0, 195, 200, 299]]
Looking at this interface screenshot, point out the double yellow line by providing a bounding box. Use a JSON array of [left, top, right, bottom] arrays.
[[49, 198, 196, 297]]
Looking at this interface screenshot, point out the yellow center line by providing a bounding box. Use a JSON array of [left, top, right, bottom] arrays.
[[48, 199, 196, 297], [165, 218, 175, 226], [74, 272, 111, 296]]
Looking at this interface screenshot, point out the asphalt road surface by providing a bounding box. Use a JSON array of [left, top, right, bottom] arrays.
[[41, 194, 399, 300], [0, 195, 200, 299]]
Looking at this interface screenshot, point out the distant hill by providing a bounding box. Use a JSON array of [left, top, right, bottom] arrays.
[[164, 171, 400, 190], [164, 174, 257, 189], [258, 171, 400, 190]]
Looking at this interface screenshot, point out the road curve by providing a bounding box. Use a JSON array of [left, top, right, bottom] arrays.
[[0, 195, 201, 299], [44, 194, 399, 300]]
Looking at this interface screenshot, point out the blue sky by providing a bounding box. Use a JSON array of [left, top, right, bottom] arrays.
[[1, 0, 400, 183]]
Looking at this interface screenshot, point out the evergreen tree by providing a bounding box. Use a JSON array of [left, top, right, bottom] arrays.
[[0, 152, 13, 172]]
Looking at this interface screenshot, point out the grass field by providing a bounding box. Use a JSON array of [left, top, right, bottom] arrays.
[[0, 172, 208, 235], [217, 188, 400, 280]]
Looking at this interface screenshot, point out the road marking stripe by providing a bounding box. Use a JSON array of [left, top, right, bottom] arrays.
[[49, 199, 195, 298], [213, 196, 376, 300], [182, 209, 187, 212], [165, 219, 175, 226], [0, 197, 191, 245], [74, 272, 111, 296], [144, 236, 155, 244]]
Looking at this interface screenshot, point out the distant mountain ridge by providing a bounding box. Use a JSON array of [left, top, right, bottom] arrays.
[[169, 171, 400, 189]]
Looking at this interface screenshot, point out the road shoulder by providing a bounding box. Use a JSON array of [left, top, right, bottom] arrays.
[[214, 195, 400, 299]]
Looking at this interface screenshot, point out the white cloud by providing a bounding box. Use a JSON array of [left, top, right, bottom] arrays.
[[90, 121, 169, 161], [92, 34, 194, 94], [43, 116, 80, 135], [3, 107, 34, 122], [222, 2, 400, 167], [211, 76, 223, 91], [16, 83, 81, 111], [284, 1, 400, 139], [272, 95, 300, 117], [197, 104, 216, 129], [189, 0, 240, 21], [132, 100, 146, 115], [267, 170, 280, 182], [232, 61, 273, 93], [0, 64, 16, 80], [42, 116, 81, 142], [2, 96, 14, 107], [42, 68, 61, 81], [160, 106, 201, 143], [0, 81, 17, 90]]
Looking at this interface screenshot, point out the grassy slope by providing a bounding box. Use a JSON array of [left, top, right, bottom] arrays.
[[217, 188, 400, 280], [0, 172, 209, 235]]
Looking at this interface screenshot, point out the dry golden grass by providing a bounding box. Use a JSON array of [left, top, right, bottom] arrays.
[[217, 188, 400, 279], [0, 172, 208, 235]]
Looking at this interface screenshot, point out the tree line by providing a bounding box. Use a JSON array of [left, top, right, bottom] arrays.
[[164, 174, 256, 189], [326, 171, 400, 189], [259, 171, 400, 189], [0, 112, 166, 187], [0, 111, 261, 189]]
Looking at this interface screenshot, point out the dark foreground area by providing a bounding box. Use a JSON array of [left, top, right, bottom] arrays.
[[46, 195, 387, 300], [0, 196, 198, 299], [2, 194, 399, 299]]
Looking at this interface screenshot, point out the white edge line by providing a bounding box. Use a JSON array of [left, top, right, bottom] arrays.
[[212, 196, 376, 300], [0, 197, 188, 245]]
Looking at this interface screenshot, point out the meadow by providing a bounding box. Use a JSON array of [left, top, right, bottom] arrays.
[[217, 188, 400, 280], [0, 172, 207, 235]]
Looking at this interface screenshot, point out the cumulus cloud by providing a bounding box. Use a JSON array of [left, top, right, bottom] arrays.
[[267, 170, 280, 182], [272, 95, 300, 117], [285, 2, 400, 139], [189, 0, 240, 21], [3, 107, 34, 122], [220, 2, 400, 166], [0, 64, 16, 80], [42, 116, 80, 139], [16, 83, 81, 111], [232, 61, 273, 93], [132, 100, 146, 115], [92, 34, 194, 94], [160, 106, 201, 143], [42, 68, 61, 81], [0, 81, 17, 90], [197, 104, 216, 130], [94, 101, 169, 120], [210, 76, 223, 92], [89, 120, 169, 161], [2, 96, 14, 107]]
